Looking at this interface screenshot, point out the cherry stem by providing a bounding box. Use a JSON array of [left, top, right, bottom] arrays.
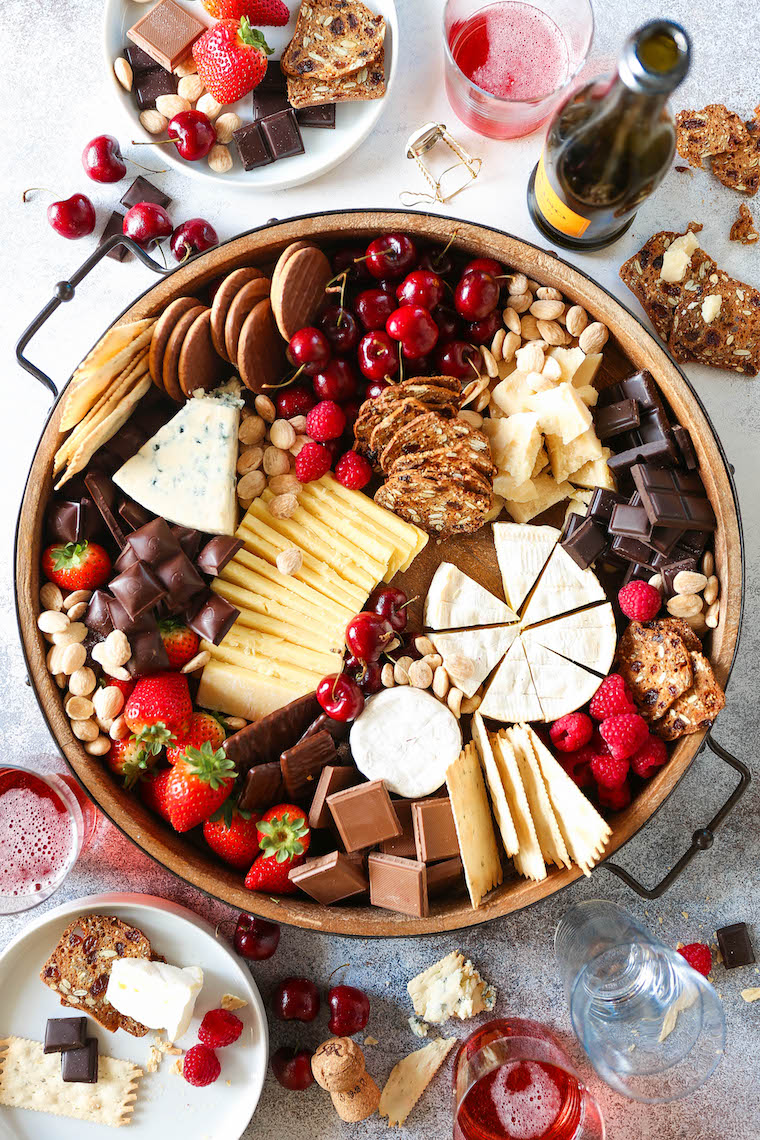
[[439, 226, 462, 259], [397, 341, 404, 384], [129, 156, 167, 175], [22, 187, 52, 202], [131, 137, 178, 149], [400, 596, 419, 611], [327, 962, 351, 984]]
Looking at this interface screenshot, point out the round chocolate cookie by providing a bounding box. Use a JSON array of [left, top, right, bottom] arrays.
[[271, 244, 333, 341], [237, 298, 286, 393], [149, 296, 201, 389], [179, 308, 227, 397], [210, 267, 265, 361], [224, 276, 272, 364], [162, 304, 206, 402]]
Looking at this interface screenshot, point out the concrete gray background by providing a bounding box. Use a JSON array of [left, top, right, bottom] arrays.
[[1, 0, 759, 1136]]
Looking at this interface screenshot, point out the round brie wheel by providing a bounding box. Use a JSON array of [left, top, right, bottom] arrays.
[[349, 688, 463, 798]]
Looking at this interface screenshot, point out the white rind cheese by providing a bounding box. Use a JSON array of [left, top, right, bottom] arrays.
[[106, 958, 204, 1043], [492, 522, 559, 612], [424, 562, 517, 630], [521, 544, 606, 627], [113, 382, 242, 535], [522, 640, 603, 722], [521, 602, 616, 676], [429, 625, 518, 698], [479, 638, 543, 723]]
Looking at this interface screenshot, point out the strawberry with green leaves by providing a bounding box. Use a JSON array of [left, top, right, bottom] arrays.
[[165, 742, 237, 832], [124, 673, 192, 745], [192, 17, 273, 104], [106, 731, 164, 789], [166, 711, 226, 765], [203, 799, 261, 868], [159, 619, 200, 670], [41, 541, 111, 591], [202, 0, 290, 24], [245, 803, 311, 894]]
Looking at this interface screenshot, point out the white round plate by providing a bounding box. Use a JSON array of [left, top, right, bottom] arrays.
[[0, 894, 267, 1140], [103, 0, 397, 190]]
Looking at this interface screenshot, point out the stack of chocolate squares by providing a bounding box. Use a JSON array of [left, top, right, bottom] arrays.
[[232, 59, 338, 171], [126, 0, 206, 99], [44, 1017, 99, 1085]]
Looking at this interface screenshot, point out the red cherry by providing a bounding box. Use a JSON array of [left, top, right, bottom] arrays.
[[333, 245, 372, 284], [271, 1046, 314, 1091], [365, 233, 417, 279], [345, 611, 394, 662], [320, 306, 360, 353], [170, 217, 218, 262], [368, 585, 408, 632], [233, 914, 280, 960], [328, 985, 370, 1036], [463, 256, 504, 278], [396, 269, 445, 310], [123, 202, 172, 249], [386, 306, 439, 360], [273, 977, 320, 1021], [454, 269, 499, 320], [276, 384, 317, 418], [405, 354, 432, 377], [366, 379, 389, 399], [468, 310, 502, 344], [82, 134, 126, 183], [355, 288, 396, 331], [432, 306, 461, 343], [357, 331, 399, 381], [419, 246, 454, 276], [435, 339, 480, 379], [287, 327, 330, 375], [316, 673, 365, 722], [46, 194, 96, 239], [340, 399, 362, 428], [344, 655, 383, 694], [167, 109, 216, 161], [313, 358, 357, 402]]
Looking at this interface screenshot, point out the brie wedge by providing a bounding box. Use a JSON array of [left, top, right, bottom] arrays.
[[479, 638, 543, 723], [429, 625, 519, 698], [521, 602, 616, 676], [521, 544, 606, 627], [492, 523, 559, 613], [424, 562, 517, 630], [522, 640, 603, 722], [106, 959, 204, 1043]]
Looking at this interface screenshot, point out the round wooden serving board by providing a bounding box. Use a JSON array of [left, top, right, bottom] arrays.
[[16, 211, 743, 936]]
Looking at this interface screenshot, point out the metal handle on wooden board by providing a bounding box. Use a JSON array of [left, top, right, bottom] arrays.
[[602, 734, 750, 899], [15, 236, 172, 398]]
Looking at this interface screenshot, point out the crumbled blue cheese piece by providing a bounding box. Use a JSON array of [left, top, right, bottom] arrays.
[[407, 951, 495, 1024], [408, 1016, 429, 1038]]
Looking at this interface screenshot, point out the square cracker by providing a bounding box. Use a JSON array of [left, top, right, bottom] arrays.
[[615, 620, 693, 722], [0, 1036, 142, 1128], [711, 117, 760, 195], [651, 651, 726, 739], [669, 269, 760, 376], [287, 45, 385, 107], [675, 105, 749, 168], [379, 1037, 457, 1127], [619, 231, 716, 343], [445, 742, 503, 908], [281, 0, 385, 81]]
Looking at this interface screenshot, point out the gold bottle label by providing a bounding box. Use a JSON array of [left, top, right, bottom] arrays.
[[534, 154, 590, 238]]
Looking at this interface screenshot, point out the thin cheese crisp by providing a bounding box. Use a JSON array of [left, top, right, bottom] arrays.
[[379, 1038, 457, 1127], [507, 725, 570, 869], [493, 731, 546, 882], [446, 743, 503, 908]]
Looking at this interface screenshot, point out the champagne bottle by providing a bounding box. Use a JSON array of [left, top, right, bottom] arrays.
[[527, 20, 691, 252]]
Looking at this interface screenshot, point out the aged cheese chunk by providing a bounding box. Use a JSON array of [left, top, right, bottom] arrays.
[[659, 231, 699, 283], [407, 951, 495, 1024]]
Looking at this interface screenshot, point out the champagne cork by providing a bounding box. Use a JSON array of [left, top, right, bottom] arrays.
[[312, 1037, 379, 1122]]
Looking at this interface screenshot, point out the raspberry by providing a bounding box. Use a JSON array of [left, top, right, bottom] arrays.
[[198, 1008, 243, 1048], [305, 399, 346, 441], [294, 441, 332, 483], [589, 674, 636, 721], [182, 1043, 221, 1086], [599, 712, 649, 761], [597, 780, 631, 811], [550, 712, 593, 753], [678, 942, 712, 977], [276, 385, 316, 418], [630, 734, 668, 779], [590, 752, 629, 789], [618, 580, 661, 621], [559, 748, 594, 788], [334, 450, 372, 490]]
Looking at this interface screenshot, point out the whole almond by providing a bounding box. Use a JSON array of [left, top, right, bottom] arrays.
[[516, 343, 545, 374], [155, 94, 190, 118], [673, 570, 708, 595], [263, 445, 290, 476], [55, 672, 68, 689], [269, 493, 298, 519], [526, 279, 542, 293], [536, 286, 563, 301], [701, 550, 715, 577], [270, 419, 297, 450], [565, 305, 588, 337], [414, 636, 436, 657], [255, 395, 276, 422], [289, 434, 310, 457], [490, 328, 506, 361], [461, 694, 482, 714], [648, 574, 663, 592], [114, 57, 133, 92], [541, 356, 562, 382], [61, 643, 87, 675], [475, 389, 490, 412], [104, 630, 131, 668], [224, 716, 248, 730], [215, 112, 242, 144], [423, 653, 443, 670], [480, 346, 499, 378], [239, 415, 266, 444], [446, 653, 475, 681], [507, 292, 532, 314], [139, 109, 168, 135], [238, 469, 266, 501], [458, 410, 483, 429], [110, 715, 130, 741], [52, 622, 87, 646], [520, 314, 541, 340], [703, 575, 720, 606], [381, 663, 395, 688], [537, 319, 566, 346], [447, 687, 463, 718], [667, 593, 703, 618], [705, 600, 720, 628], [38, 610, 70, 635], [85, 736, 112, 757], [174, 57, 198, 77], [66, 695, 95, 721], [508, 273, 528, 295], [268, 473, 302, 496], [432, 665, 450, 699], [237, 445, 263, 474], [394, 656, 412, 685], [93, 686, 125, 722], [502, 330, 521, 362], [530, 299, 564, 320], [196, 92, 223, 120], [579, 322, 609, 354], [408, 659, 433, 689], [289, 414, 308, 433], [71, 719, 99, 743], [40, 582, 64, 611], [208, 143, 233, 174], [64, 589, 93, 610], [47, 644, 67, 675], [178, 74, 204, 103], [276, 548, 303, 576], [502, 306, 522, 334], [685, 612, 708, 635], [69, 667, 97, 697], [180, 650, 210, 674]]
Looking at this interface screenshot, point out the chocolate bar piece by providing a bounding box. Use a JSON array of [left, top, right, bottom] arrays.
[[47, 498, 100, 544], [281, 730, 337, 800], [233, 122, 273, 170], [225, 692, 321, 773], [128, 0, 206, 72], [368, 853, 429, 918], [661, 556, 698, 597], [296, 103, 336, 128], [379, 800, 416, 857], [61, 1037, 98, 1084], [610, 502, 652, 539], [120, 176, 172, 211], [110, 561, 166, 621], [595, 399, 640, 440], [716, 922, 755, 969], [196, 536, 243, 576], [260, 109, 305, 159], [154, 551, 205, 609], [675, 530, 710, 559], [85, 591, 115, 636], [426, 856, 464, 898], [240, 761, 285, 812], [118, 500, 154, 531], [309, 765, 359, 829], [561, 517, 608, 570], [124, 43, 162, 75], [412, 798, 459, 863], [253, 88, 290, 120], [327, 780, 401, 853], [171, 525, 203, 560], [257, 60, 287, 91], [631, 464, 716, 532], [588, 487, 628, 525], [134, 66, 178, 110], [288, 851, 368, 904], [126, 628, 170, 676], [127, 517, 181, 565], [673, 424, 698, 470], [608, 438, 677, 475], [44, 1017, 87, 1054], [622, 562, 653, 586], [609, 534, 658, 569], [84, 471, 127, 548], [187, 592, 239, 644], [106, 596, 158, 635], [114, 543, 140, 573]]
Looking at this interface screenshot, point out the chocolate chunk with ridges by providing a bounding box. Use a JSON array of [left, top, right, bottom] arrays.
[[85, 591, 115, 636], [259, 109, 305, 159], [609, 503, 652, 540], [44, 1017, 88, 1054], [288, 851, 368, 904], [281, 730, 337, 800], [114, 543, 140, 573], [171, 525, 203, 560], [134, 66, 178, 110], [426, 856, 464, 898], [674, 529, 710, 559], [609, 533, 658, 568], [84, 471, 127, 548], [672, 424, 699, 470], [588, 487, 628, 525], [595, 399, 640, 440], [126, 628, 170, 676], [225, 692, 321, 773], [127, 517, 182, 565], [110, 561, 166, 621], [120, 176, 172, 211], [561, 516, 608, 570], [61, 1037, 98, 1084], [154, 551, 205, 609], [127, 0, 206, 72], [239, 761, 285, 812], [187, 591, 238, 644], [379, 800, 416, 858], [196, 536, 244, 576], [47, 498, 101, 544], [232, 121, 273, 170], [118, 499, 154, 531], [412, 798, 459, 863], [308, 765, 359, 829], [716, 922, 756, 968], [107, 596, 159, 635], [631, 464, 716, 531]]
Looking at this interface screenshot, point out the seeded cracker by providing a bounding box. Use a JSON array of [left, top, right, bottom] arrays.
[[282, 0, 385, 81], [615, 620, 694, 723], [675, 104, 749, 168], [711, 116, 760, 195], [729, 203, 759, 244], [0, 1037, 142, 1128], [669, 268, 760, 376], [619, 231, 718, 344], [379, 1038, 457, 1127], [652, 651, 726, 739], [445, 742, 503, 907], [286, 45, 385, 108]]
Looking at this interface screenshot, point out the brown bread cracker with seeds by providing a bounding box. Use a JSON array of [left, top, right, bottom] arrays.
[[669, 268, 760, 376], [619, 231, 716, 343], [651, 651, 725, 739], [282, 0, 385, 80], [711, 117, 760, 195], [615, 620, 694, 722], [286, 46, 385, 107], [378, 411, 481, 469], [675, 105, 749, 168], [730, 203, 759, 244], [376, 469, 492, 538]]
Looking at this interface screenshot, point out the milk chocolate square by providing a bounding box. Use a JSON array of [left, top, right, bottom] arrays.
[[426, 856, 464, 898], [412, 798, 460, 863], [368, 853, 429, 917], [288, 851, 368, 904], [128, 0, 206, 72], [379, 800, 416, 857], [327, 780, 401, 852], [309, 765, 360, 829]]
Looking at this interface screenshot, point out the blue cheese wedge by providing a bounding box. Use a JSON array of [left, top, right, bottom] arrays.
[[407, 951, 495, 1024], [113, 381, 243, 535]]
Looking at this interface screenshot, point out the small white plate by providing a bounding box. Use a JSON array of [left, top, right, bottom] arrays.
[[102, 0, 397, 190], [0, 894, 268, 1139]]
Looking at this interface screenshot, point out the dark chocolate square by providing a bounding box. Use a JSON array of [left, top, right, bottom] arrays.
[[716, 922, 756, 969], [61, 1037, 98, 1083], [260, 109, 305, 160], [98, 211, 131, 262], [296, 103, 336, 129], [134, 67, 178, 110], [561, 517, 608, 570], [44, 1017, 88, 1055], [187, 591, 239, 644], [253, 88, 291, 120], [257, 59, 287, 91], [120, 176, 172, 211], [110, 561, 166, 621], [233, 121, 273, 170], [124, 43, 162, 75]]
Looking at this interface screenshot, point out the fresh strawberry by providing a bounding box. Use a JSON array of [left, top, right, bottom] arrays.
[[106, 733, 162, 788], [203, 0, 289, 25], [140, 767, 173, 820], [192, 18, 273, 104], [159, 618, 200, 670], [164, 742, 237, 832], [41, 541, 111, 591], [108, 676, 136, 702], [166, 711, 227, 765], [257, 803, 311, 862], [245, 851, 304, 894], [124, 672, 192, 739], [203, 799, 261, 868]]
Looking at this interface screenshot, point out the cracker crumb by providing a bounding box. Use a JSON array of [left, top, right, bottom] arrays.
[[364, 1035, 379, 1046], [730, 203, 759, 244], [741, 987, 760, 1003], [146, 1045, 161, 1073], [221, 993, 248, 1012], [171, 1058, 183, 1076]]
